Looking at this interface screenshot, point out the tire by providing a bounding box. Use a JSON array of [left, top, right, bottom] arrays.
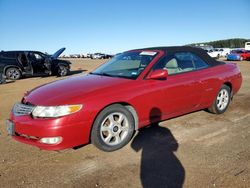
[[208, 85, 231, 114], [57, 65, 69, 77], [5, 67, 21, 80], [91, 104, 135, 152]]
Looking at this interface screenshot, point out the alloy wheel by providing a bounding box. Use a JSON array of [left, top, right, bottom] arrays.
[[7, 69, 21, 80], [100, 112, 129, 146], [216, 89, 229, 111]]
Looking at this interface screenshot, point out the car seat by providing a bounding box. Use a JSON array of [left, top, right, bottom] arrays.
[[164, 58, 181, 74]]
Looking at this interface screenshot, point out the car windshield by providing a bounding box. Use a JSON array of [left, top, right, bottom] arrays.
[[91, 51, 158, 79]]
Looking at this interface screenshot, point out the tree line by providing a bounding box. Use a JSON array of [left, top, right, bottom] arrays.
[[189, 38, 250, 48]]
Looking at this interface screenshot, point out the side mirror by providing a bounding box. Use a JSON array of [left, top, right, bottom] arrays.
[[147, 69, 168, 80]]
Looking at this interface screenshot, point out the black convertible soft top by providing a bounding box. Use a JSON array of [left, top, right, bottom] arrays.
[[132, 46, 225, 66]]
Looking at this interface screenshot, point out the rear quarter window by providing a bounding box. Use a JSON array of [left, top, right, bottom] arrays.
[[175, 52, 194, 69], [175, 52, 209, 71], [192, 54, 209, 69], [1, 52, 17, 59]]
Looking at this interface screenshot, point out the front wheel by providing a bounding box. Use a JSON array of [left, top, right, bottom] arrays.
[[57, 65, 69, 77], [208, 85, 231, 114], [91, 104, 135, 152]]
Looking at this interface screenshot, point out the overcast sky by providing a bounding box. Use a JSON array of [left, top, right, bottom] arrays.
[[0, 0, 250, 54]]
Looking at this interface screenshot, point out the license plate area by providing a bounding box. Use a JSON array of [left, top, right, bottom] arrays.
[[6, 120, 15, 136]]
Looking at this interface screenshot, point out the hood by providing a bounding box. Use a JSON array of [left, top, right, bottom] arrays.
[[51, 47, 66, 59], [24, 74, 132, 106]]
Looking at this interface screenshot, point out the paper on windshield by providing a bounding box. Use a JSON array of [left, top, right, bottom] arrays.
[[139, 51, 157, 56]]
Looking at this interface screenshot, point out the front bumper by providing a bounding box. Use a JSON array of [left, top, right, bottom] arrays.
[[8, 113, 92, 150]]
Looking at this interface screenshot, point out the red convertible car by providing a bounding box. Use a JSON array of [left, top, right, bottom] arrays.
[[7, 46, 242, 151]]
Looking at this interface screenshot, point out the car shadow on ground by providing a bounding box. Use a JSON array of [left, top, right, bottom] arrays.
[[0, 80, 15, 85], [131, 108, 185, 188]]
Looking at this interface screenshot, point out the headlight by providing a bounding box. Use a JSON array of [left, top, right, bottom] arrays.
[[32, 105, 82, 118]]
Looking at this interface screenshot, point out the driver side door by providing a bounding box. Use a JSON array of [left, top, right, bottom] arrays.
[[148, 52, 204, 118]]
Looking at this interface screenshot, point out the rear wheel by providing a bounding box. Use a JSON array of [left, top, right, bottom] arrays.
[[91, 104, 135, 151], [57, 65, 69, 76], [6, 67, 21, 80], [208, 85, 231, 114]]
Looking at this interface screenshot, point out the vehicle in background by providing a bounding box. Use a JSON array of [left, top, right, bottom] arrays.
[[61, 54, 71, 58], [91, 53, 104, 59], [104, 54, 114, 59], [91, 53, 113, 59], [80, 53, 88, 58], [227, 50, 250, 61], [7, 46, 242, 152], [215, 48, 231, 57], [69, 54, 81, 58], [196, 45, 214, 51], [245, 42, 250, 50], [206, 49, 221, 59], [0, 48, 71, 80], [86, 53, 92, 58], [61, 53, 113, 59], [62, 54, 86, 58]]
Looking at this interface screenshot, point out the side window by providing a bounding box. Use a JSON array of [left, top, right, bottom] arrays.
[[34, 53, 43, 60], [192, 54, 208, 69], [174, 52, 208, 72], [153, 52, 209, 75], [27, 53, 37, 62], [174, 52, 195, 73]]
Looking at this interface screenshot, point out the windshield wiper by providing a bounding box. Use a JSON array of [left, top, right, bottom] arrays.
[[89, 72, 113, 77], [90, 72, 135, 79]]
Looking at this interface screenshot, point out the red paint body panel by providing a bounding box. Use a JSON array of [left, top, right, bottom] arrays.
[[11, 108, 93, 150], [9, 50, 242, 150]]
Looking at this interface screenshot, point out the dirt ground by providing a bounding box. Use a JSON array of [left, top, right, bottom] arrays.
[[0, 58, 249, 188]]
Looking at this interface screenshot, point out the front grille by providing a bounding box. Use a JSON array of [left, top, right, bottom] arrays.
[[13, 102, 35, 116]]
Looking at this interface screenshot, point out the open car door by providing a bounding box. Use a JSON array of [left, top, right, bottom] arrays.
[[17, 52, 33, 75]]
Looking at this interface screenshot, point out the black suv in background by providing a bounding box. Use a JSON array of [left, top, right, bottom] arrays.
[[0, 48, 71, 80]]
